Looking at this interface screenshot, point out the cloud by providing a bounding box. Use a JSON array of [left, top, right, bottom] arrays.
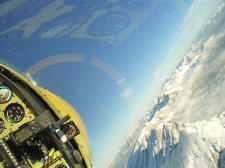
[[169, 32, 225, 122]]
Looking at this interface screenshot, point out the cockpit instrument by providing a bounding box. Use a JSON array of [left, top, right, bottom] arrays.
[[4, 103, 25, 123], [0, 85, 12, 104]]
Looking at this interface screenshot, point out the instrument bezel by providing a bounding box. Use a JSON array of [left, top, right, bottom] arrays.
[[0, 84, 13, 104]]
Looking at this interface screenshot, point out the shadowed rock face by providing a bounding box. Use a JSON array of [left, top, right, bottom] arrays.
[[219, 149, 225, 168], [147, 94, 170, 122], [126, 122, 180, 168]]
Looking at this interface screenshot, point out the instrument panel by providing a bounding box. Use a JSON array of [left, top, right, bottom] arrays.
[[0, 83, 71, 168], [0, 65, 84, 168], [0, 84, 35, 139]]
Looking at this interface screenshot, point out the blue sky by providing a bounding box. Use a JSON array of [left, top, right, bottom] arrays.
[[0, 0, 207, 167]]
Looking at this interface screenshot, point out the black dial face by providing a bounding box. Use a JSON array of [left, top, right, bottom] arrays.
[[0, 118, 5, 134], [5, 103, 25, 123]]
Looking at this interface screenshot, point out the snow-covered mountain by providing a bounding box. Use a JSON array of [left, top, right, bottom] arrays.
[[108, 2, 225, 168], [125, 30, 225, 167], [126, 111, 225, 168]]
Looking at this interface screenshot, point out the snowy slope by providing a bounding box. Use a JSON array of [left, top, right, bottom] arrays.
[[162, 112, 225, 168], [107, 123, 145, 168], [126, 112, 225, 168]]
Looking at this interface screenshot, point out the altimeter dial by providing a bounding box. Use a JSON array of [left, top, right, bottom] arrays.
[[5, 103, 25, 123]]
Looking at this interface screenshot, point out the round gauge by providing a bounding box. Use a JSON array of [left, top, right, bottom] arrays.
[[0, 85, 12, 104], [0, 118, 5, 134], [5, 103, 25, 123]]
